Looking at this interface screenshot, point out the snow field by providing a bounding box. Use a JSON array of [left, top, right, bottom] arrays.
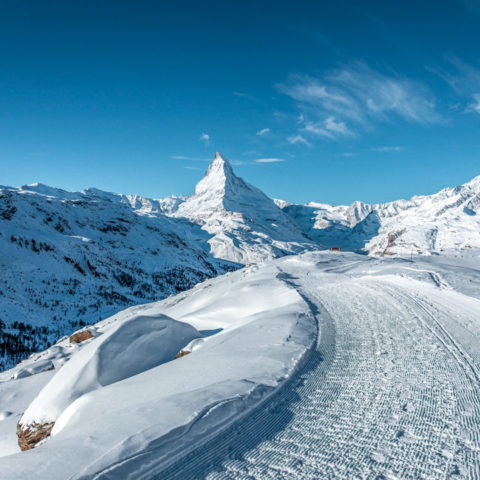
[[0, 260, 316, 479], [156, 253, 480, 479], [1, 251, 480, 479]]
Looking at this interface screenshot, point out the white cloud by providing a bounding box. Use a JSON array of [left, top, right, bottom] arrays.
[[287, 134, 311, 146], [277, 61, 440, 141], [304, 117, 354, 139], [255, 158, 285, 163], [256, 128, 271, 136], [183, 166, 203, 170], [371, 146, 404, 152], [469, 93, 480, 113], [200, 133, 210, 144], [233, 91, 254, 100], [432, 56, 480, 115]]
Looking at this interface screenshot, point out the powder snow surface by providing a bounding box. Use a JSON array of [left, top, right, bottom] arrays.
[[1, 250, 480, 479], [0, 259, 316, 478]]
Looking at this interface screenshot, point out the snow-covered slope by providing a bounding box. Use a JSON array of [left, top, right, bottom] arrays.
[[362, 175, 480, 254], [0, 154, 319, 370], [2, 250, 480, 479], [173, 152, 317, 263], [0, 183, 235, 370], [0, 259, 316, 477], [281, 175, 480, 255]]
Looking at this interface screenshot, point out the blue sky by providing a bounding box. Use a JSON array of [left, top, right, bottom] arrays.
[[1, 0, 480, 205]]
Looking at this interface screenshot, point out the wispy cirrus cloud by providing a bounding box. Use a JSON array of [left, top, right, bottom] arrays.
[[233, 91, 254, 100], [304, 117, 354, 139], [171, 155, 210, 162], [277, 61, 440, 141], [287, 134, 311, 146], [433, 55, 480, 115], [336, 152, 357, 158], [469, 93, 480, 113], [371, 146, 404, 152], [255, 157, 285, 163], [256, 128, 271, 136]]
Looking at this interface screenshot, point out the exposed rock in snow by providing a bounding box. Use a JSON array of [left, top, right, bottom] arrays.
[[17, 420, 54, 451], [69, 330, 94, 344], [174, 349, 191, 359]]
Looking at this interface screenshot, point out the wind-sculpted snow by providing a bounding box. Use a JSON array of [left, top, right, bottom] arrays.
[[20, 314, 202, 427], [0, 260, 315, 478], [1, 251, 480, 478]]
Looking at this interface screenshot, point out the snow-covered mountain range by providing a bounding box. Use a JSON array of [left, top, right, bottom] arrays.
[[1, 152, 479, 369], [281, 173, 480, 255]]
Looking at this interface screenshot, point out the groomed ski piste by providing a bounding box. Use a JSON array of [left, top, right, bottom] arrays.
[[1, 250, 480, 479]]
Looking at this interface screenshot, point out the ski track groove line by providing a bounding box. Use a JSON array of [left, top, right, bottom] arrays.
[[155, 275, 480, 479], [90, 273, 480, 479], [81, 267, 324, 480]]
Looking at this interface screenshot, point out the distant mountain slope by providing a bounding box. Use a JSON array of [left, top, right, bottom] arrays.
[[0, 183, 235, 370], [173, 152, 317, 263], [280, 175, 480, 254]]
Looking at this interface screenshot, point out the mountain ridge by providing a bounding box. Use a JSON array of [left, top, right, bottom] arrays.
[[1, 153, 479, 369]]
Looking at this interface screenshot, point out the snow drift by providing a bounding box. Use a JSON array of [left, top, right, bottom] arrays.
[[0, 259, 316, 478], [19, 314, 202, 428]]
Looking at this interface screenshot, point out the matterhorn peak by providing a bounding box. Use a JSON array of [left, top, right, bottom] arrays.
[[193, 152, 238, 198], [214, 151, 227, 162], [178, 151, 272, 216], [205, 152, 234, 178]]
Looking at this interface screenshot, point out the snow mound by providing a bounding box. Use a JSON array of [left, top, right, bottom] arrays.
[[20, 314, 201, 426], [0, 257, 316, 478]]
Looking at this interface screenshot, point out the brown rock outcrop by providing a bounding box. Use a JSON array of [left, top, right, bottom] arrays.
[[174, 349, 191, 359], [70, 330, 94, 344], [17, 421, 55, 451]]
